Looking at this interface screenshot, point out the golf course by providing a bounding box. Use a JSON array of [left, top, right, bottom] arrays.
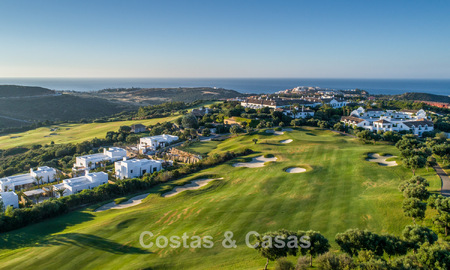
[[0, 127, 441, 269]]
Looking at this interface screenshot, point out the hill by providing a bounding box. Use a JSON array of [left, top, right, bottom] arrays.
[[398, 92, 450, 103], [87, 87, 246, 105], [0, 92, 132, 129], [0, 85, 55, 97], [0, 128, 440, 269]]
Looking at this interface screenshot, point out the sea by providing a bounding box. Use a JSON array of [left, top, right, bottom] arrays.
[[0, 78, 449, 96]]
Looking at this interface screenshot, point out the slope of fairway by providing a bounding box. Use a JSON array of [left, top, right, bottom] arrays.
[[0, 116, 178, 149], [0, 128, 440, 269]]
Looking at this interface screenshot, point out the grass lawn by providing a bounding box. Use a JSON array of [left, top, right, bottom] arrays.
[[0, 127, 441, 269], [176, 140, 222, 156]]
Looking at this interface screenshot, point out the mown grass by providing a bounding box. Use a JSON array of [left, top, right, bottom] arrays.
[[176, 140, 222, 156], [0, 127, 441, 269]]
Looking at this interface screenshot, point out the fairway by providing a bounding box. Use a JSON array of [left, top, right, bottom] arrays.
[[0, 128, 441, 269], [0, 116, 179, 149]]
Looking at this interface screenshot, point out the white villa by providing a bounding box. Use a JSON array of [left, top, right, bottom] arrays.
[[73, 147, 127, 170], [241, 97, 347, 109], [341, 107, 434, 136], [0, 166, 57, 192], [54, 171, 108, 197], [0, 191, 19, 210], [281, 107, 315, 119], [139, 134, 179, 153], [114, 158, 163, 180]]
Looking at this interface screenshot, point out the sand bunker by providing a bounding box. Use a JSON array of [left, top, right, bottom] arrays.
[[366, 153, 398, 166], [95, 193, 150, 212], [280, 139, 293, 144], [266, 129, 284, 135], [162, 178, 223, 198], [285, 167, 307, 173], [233, 155, 277, 168]]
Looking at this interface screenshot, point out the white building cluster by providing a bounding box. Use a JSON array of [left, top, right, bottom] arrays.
[[0, 166, 56, 192], [73, 147, 127, 170], [54, 171, 108, 197], [240, 96, 348, 110], [341, 107, 434, 137]]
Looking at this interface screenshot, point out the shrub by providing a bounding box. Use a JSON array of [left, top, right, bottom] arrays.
[[264, 153, 274, 158], [295, 256, 309, 270], [275, 258, 294, 270], [114, 197, 128, 205]]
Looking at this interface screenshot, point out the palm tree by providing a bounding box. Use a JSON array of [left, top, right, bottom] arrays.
[[55, 187, 66, 198], [34, 176, 43, 188], [46, 185, 55, 198], [34, 193, 41, 204]]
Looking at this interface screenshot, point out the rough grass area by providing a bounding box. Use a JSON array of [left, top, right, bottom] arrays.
[[0, 115, 179, 149], [0, 127, 441, 269]]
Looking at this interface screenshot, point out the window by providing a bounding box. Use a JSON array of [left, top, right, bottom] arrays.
[[130, 170, 133, 173]]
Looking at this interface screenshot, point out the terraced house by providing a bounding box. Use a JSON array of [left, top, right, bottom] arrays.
[[341, 107, 434, 136]]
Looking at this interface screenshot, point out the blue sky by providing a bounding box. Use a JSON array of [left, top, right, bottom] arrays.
[[0, 0, 449, 78]]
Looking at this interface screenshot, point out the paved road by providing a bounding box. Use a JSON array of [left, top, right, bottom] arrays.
[[434, 164, 450, 197], [0, 114, 31, 123]]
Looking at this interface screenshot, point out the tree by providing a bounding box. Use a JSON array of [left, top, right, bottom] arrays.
[[402, 198, 427, 224], [118, 125, 131, 133], [298, 231, 330, 267], [426, 156, 437, 171], [181, 114, 199, 129], [357, 130, 375, 144], [0, 197, 4, 212], [416, 243, 450, 269], [402, 225, 438, 251], [428, 195, 450, 236], [398, 176, 430, 200], [34, 175, 43, 188], [404, 155, 426, 176], [240, 121, 248, 128], [55, 187, 66, 198], [335, 229, 384, 257], [201, 128, 211, 137], [230, 125, 242, 134], [253, 230, 299, 270]]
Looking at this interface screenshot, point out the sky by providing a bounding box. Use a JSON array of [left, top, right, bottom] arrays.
[[0, 0, 449, 79]]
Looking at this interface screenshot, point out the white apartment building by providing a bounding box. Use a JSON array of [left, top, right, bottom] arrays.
[[139, 134, 179, 152], [114, 158, 163, 180], [54, 171, 108, 197], [0, 191, 19, 210], [74, 147, 127, 170], [281, 107, 315, 119], [342, 107, 434, 136], [0, 166, 57, 192]]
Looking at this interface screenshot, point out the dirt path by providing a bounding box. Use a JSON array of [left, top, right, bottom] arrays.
[[434, 164, 450, 197]]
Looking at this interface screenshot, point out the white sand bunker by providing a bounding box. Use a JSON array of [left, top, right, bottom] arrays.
[[95, 193, 149, 212], [280, 139, 293, 144], [266, 129, 284, 135], [366, 153, 398, 167], [285, 167, 307, 173], [233, 155, 277, 168], [162, 178, 223, 198]]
